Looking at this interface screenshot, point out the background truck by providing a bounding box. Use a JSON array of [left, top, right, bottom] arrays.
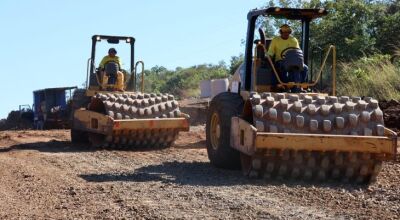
[[33, 86, 77, 129]]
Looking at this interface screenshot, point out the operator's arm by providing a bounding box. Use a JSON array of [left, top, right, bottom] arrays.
[[267, 37, 276, 58], [116, 56, 122, 69], [292, 37, 300, 48], [99, 56, 108, 69]]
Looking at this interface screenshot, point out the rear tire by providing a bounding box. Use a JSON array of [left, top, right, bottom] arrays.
[[206, 92, 244, 169], [70, 89, 90, 143]]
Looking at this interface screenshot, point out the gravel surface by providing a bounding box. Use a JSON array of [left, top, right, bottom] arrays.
[[0, 127, 399, 219]]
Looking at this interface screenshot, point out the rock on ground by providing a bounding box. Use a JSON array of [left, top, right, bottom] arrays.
[[0, 128, 399, 219]]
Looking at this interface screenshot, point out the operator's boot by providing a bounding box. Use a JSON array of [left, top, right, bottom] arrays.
[[116, 71, 125, 91], [101, 74, 110, 90]]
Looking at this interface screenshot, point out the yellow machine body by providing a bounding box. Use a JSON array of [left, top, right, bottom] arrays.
[[206, 8, 398, 183], [231, 117, 397, 158], [72, 89, 190, 148], [71, 35, 189, 149]]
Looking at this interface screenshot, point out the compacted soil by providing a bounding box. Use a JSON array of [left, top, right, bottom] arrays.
[[0, 127, 399, 219]]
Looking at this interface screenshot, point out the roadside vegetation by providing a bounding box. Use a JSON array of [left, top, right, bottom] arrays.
[[140, 54, 245, 98], [142, 0, 399, 100], [141, 63, 229, 98], [337, 54, 400, 100]]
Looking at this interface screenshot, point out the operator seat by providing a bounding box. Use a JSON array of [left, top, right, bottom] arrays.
[[101, 62, 125, 91], [104, 62, 119, 84], [282, 48, 304, 73]]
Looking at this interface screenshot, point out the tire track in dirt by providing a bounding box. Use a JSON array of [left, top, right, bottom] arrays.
[[0, 129, 398, 219]]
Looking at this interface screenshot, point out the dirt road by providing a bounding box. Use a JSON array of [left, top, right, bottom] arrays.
[[0, 127, 399, 219]]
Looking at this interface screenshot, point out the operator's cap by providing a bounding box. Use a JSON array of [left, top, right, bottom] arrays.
[[279, 24, 292, 33], [108, 48, 117, 54]]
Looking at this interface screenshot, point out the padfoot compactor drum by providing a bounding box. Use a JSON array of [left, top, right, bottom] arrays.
[[71, 35, 189, 149], [206, 8, 397, 184]]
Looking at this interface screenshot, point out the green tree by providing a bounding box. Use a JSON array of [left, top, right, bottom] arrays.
[[143, 64, 229, 98], [228, 54, 244, 75], [305, 0, 376, 60], [371, 1, 400, 54], [263, 0, 399, 61]]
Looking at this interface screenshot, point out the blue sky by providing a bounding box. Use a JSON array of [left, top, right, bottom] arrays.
[[0, 0, 267, 118]]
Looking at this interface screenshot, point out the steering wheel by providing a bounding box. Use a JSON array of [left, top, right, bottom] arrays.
[[281, 47, 300, 60]]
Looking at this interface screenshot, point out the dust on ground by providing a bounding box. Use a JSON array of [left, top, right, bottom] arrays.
[[0, 127, 399, 219]]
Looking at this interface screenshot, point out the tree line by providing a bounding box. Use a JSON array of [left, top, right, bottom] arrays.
[[142, 0, 399, 98], [267, 0, 400, 60]]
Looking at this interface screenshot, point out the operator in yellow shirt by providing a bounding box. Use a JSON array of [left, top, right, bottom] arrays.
[[98, 48, 124, 91], [99, 48, 122, 69], [267, 24, 308, 84]]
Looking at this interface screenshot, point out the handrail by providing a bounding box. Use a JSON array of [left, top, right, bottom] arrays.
[[332, 46, 336, 96], [253, 46, 258, 89], [265, 45, 337, 95], [127, 69, 135, 91], [310, 45, 336, 89], [95, 73, 102, 87], [310, 46, 323, 83], [86, 58, 103, 88], [135, 61, 145, 93], [86, 58, 92, 89]]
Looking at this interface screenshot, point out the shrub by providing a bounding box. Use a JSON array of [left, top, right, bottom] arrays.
[[337, 54, 400, 100], [143, 64, 229, 98]]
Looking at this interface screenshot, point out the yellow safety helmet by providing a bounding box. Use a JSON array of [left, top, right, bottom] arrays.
[[279, 24, 292, 34]]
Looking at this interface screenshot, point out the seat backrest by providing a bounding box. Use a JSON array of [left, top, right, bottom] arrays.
[[105, 62, 119, 76], [283, 49, 304, 72]]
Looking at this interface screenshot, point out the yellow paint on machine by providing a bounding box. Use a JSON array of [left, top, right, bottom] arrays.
[[231, 117, 397, 159], [255, 132, 396, 155], [73, 109, 190, 136], [113, 118, 189, 131]]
